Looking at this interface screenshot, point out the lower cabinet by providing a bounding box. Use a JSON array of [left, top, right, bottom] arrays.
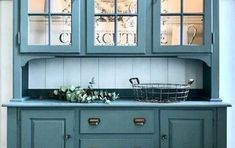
[[21, 110, 75, 148], [8, 107, 225, 148], [80, 139, 154, 148], [160, 110, 213, 148]]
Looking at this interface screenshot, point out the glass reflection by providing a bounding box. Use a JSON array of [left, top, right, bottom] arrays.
[[51, 16, 71, 45], [183, 16, 203, 45], [161, 16, 180, 45], [95, 0, 115, 14], [51, 0, 71, 13], [117, 16, 137, 46], [183, 0, 203, 13], [161, 0, 180, 13], [28, 0, 48, 13], [117, 0, 137, 14], [29, 16, 49, 45], [95, 16, 115, 46]]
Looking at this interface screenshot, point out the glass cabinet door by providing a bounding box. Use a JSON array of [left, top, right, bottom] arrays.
[[87, 0, 147, 53], [153, 0, 212, 53], [20, 0, 80, 53]]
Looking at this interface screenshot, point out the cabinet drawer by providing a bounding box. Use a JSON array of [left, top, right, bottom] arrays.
[[80, 110, 154, 134], [80, 139, 154, 148]]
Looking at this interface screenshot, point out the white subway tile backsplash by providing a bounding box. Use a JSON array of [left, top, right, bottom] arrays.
[[28, 58, 203, 89]]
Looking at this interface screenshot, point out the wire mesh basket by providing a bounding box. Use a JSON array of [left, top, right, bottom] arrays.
[[129, 78, 194, 103]]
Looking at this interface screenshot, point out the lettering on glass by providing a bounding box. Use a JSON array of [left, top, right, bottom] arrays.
[[94, 0, 138, 46]]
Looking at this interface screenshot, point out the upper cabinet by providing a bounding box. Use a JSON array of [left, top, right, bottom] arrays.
[[86, 0, 147, 53], [20, 0, 80, 53], [17, 0, 213, 54], [153, 0, 212, 53]]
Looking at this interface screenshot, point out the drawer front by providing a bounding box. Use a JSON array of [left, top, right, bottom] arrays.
[[80, 139, 154, 148], [80, 110, 154, 134]]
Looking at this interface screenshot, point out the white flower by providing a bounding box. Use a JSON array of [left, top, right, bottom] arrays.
[[53, 90, 58, 95]]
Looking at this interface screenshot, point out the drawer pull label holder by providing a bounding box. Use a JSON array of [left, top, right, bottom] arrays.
[[133, 118, 146, 126], [88, 118, 101, 126]]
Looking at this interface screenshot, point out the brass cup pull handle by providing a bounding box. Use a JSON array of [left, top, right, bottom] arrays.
[[133, 118, 146, 126], [88, 118, 101, 126]]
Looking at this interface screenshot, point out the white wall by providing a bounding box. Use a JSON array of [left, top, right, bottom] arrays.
[[0, 1, 13, 148], [219, 0, 235, 148]]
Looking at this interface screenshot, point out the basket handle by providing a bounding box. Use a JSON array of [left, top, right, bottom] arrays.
[[187, 79, 195, 85], [129, 78, 140, 85]]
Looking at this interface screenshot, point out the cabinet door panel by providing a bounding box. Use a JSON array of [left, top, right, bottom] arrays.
[[21, 110, 75, 148], [87, 0, 148, 53], [20, 0, 80, 53], [160, 110, 213, 148], [80, 139, 154, 148], [153, 0, 212, 53], [31, 120, 65, 148]]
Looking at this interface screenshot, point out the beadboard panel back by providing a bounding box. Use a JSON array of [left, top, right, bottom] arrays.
[[28, 58, 203, 89]]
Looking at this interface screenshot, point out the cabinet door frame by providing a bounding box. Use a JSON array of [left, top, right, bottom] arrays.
[[20, 0, 80, 53], [160, 110, 213, 148], [86, 0, 147, 54], [153, 0, 212, 53], [21, 109, 75, 148]]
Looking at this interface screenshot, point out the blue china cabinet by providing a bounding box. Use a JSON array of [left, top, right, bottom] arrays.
[[3, 0, 230, 148]]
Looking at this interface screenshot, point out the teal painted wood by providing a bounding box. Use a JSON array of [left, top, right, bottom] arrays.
[[86, 0, 147, 54], [80, 139, 154, 148], [5, 106, 229, 148], [3, 100, 231, 108], [160, 110, 213, 148], [153, 0, 212, 53], [216, 108, 227, 148], [7, 108, 19, 148], [210, 0, 220, 100], [80, 110, 155, 134], [13, 0, 23, 99], [21, 109, 75, 148], [20, 0, 80, 53]]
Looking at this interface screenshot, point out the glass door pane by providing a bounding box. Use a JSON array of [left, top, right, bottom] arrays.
[[161, 0, 181, 13], [160, 0, 204, 46], [51, 0, 71, 13], [95, 0, 115, 14], [183, 0, 203, 13], [95, 16, 115, 46], [94, 0, 138, 47], [183, 16, 203, 45], [28, 0, 73, 46], [51, 16, 71, 45], [160, 16, 180, 45], [29, 16, 49, 45], [117, 0, 137, 14], [117, 16, 137, 46], [28, 0, 48, 13]]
